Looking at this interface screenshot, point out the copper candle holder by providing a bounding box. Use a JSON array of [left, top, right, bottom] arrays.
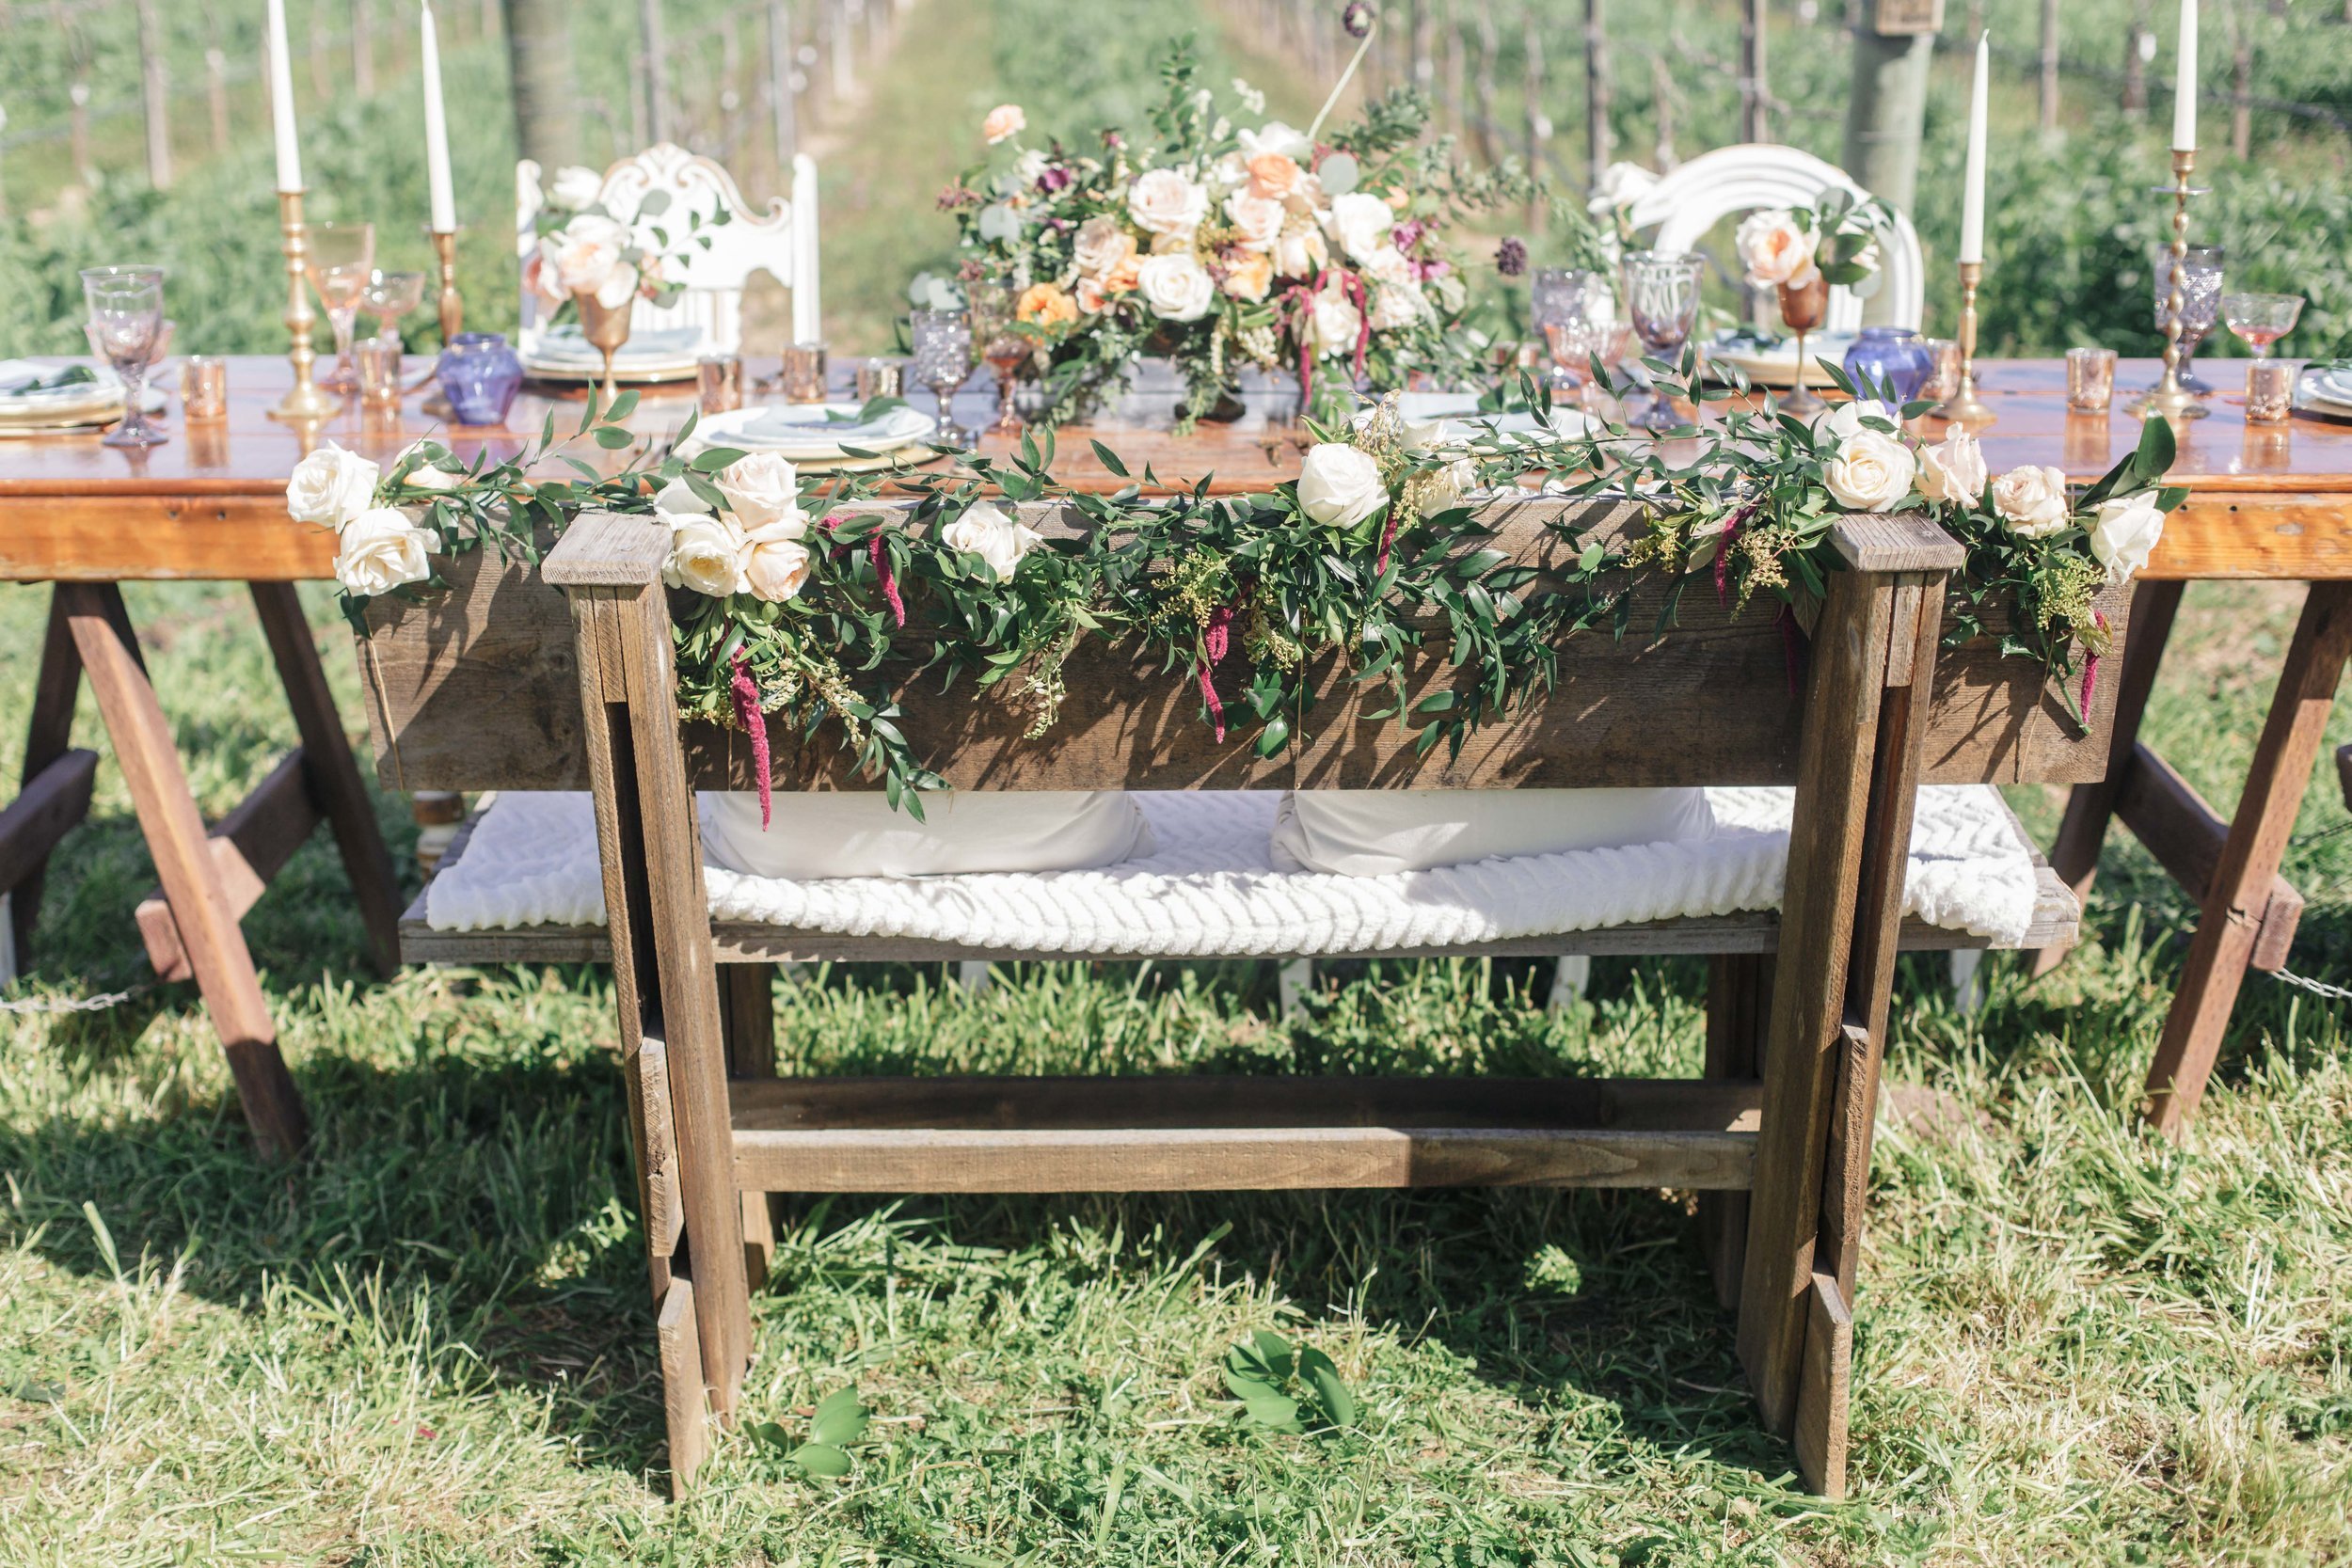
[[1933, 260, 1996, 430], [2132, 149, 2209, 423], [269, 188, 336, 421]]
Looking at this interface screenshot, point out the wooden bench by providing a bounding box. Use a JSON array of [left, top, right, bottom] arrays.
[[353, 497, 2122, 1498]]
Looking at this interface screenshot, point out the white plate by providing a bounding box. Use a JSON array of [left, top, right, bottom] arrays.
[[1705, 330, 1859, 388], [525, 325, 704, 365], [695, 403, 937, 459], [0, 360, 129, 420], [1349, 400, 1595, 451]]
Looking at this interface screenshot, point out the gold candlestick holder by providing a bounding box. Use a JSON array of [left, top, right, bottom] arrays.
[[269, 189, 336, 421], [2131, 148, 2209, 423], [1932, 260, 1996, 429], [429, 227, 463, 342]]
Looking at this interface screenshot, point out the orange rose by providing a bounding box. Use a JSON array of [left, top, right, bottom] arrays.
[[1103, 254, 1143, 294], [1247, 152, 1302, 201], [1016, 282, 1079, 327], [1221, 251, 1274, 301]]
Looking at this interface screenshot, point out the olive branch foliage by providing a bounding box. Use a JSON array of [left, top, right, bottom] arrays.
[[340, 367, 2162, 815]]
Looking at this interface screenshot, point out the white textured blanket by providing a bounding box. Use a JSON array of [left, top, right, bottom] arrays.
[[425, 785, 2043, 953]]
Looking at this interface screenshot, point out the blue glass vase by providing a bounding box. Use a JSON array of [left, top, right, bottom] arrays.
[[437, 332, 524, 426], [1842, 326, 1933, 405]]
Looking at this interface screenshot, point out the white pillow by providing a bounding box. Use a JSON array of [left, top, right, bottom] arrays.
[[1270, 788, 1716, 876], [700, 790, 1155, 880]]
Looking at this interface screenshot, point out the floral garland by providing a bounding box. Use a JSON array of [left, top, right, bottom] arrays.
[[294, 378, 2179, 818]]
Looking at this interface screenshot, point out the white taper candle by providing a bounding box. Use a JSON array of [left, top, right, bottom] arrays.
[[1958, 32, 1990, 265], [2173, 0, 2200, 152], [265, 0, 302, 193], [421, 4, 456, 232]]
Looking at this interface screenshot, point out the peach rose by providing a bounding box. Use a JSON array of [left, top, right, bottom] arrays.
[[1072, 215, 1137, 279], [981, 104, 1025, 145], [1247, 152, 1302, 200], [1016, 282, 1079, 327], [1221, 251, 1274, 301], [1102, 253, 1142, 294]]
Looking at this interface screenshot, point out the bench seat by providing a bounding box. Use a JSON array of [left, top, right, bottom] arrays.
[[401, 785, 2076, 966]]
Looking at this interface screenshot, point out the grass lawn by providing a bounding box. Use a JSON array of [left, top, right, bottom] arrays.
[[0, 573, 2348, 1565]]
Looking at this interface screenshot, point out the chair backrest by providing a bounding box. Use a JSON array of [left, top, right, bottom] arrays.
[[516, 144, 821, 356], [352, 501, 2121, 799], [1620, 145, 1926, 332]]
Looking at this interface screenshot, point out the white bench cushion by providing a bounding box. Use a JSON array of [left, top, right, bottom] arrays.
[[423, 786, 2047, 954], [701, 790, 1153, 879], [1270, 788, 1715, 876]]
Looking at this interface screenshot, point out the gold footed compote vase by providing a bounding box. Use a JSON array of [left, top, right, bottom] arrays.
[[573, 292, 633, 401], [1777, 272, 1830, 418]]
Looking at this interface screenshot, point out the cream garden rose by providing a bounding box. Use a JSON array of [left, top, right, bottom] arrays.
[[981, 103, 1025, 145], [740, 522, 813, 602], [1368, 284, 1423, 331], [285, 442, 381, 529], [1072, 214, 1137, 278], [1128, 168, 1208, 239], [661, 512, 750, 597], [1992, 465, 2073, 538], [1137, 252, 1216, 322], [1308, 282, 1363, 358], [1823, 431, 1918, 513], [1734, 209, 1819, 290], [714, 451, 803, 531], [943, 500, 1044, 579], [1295, 443, 1387, 530], [548, 165, 604, 211], [1237, 121, 1311, 162], [1271, 219, 1328, 279], [333, 508, 435, 596], [1916, 427, 1989, 506], [1222, 189, 1286, 252], [2089, 494, 2166, 582], [535, 213, 630, 304], [1326, 191, 1395, 263]]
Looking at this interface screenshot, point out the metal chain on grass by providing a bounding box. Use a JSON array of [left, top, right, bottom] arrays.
[[0, 984, 151, 1015], [2267, 965, 2352, 1004]]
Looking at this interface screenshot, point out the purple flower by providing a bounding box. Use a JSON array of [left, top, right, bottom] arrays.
[[1036, 165, 1074, 195], [1342, 1, 1374, 40], [1495, 236, 1528, 277], [1416, 257, 1453, 282], [1390, 218, 1428, 254]]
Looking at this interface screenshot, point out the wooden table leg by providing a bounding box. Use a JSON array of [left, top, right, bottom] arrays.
[[2031, 578, 2185, 978], [11, 589, 87, 961], [59, 583, 310, 1159], [249, 582, 404, 978], [2144, 580, 2352, 1137]]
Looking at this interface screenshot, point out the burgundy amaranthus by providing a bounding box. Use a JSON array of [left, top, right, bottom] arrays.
[[729, 650, 773, 830], [1197, 602, 1240, 743], [1495, 236, 1529, 277], [870, 531, 904, 628]]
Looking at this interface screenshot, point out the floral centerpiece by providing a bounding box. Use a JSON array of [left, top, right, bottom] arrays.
[[520, 164, 731, 321], [938, 25, 1555, 426], [1734, 189, 1891, 414]]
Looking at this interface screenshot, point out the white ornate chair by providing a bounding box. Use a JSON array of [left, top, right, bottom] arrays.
[[1620, 144, 1926, 332], [516, 144, 821, 355]]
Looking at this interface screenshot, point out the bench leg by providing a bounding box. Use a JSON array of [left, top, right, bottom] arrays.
[[1739, 564, 1946, 1493], [721, 964, 780, 1287], [1548, 954, 1592, 1011], [61, 584, 309, 1159], [2031, 578, 2183, 977], [11, 589, 87, 964], [2143, 580, 2352, 1136], [1700, 953, 1771, 1309]]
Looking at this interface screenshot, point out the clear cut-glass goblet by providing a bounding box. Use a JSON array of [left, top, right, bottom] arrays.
[[81, 264, 170, 449], [2151, 244, 2225, 396], [911, 308, 975, 448], [306, 221, 377, 392], [1621, 250, 1706, 433]]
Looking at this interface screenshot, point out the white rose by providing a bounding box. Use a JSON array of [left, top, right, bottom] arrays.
[[1588, 160, 1660, 214], [1137, 252, 1216, 323], [662, 511, 750, 597], [548, 164, 605, 211], [1810, 398, 1899, 445], [1127, 168, 1208, 239], [1992, 465, 2074, 539], [1237, 121, 1311, 162], [1916, 428, 1989, 506], [654, 474, 712, 516], [1072, 214, 1136, 277], [593, 261, 640, 310], [1368, 284, 1423, 331], [1405, 456, 1479, 515], [333, 508, 435, 596], [1326, 191, 1395, 263], [2089, 493, 2167, 583], [715, 451, 803, 531], [393, 443, 463, 491], [1271, 219, 1328, 279], [942, 499, 1044, 579], [537, 213, 630, 303], [739, 522, 812, 602], [1361, 245, 1417, 292], [1295, 442, 1388, 530], [1735, 208, 1817, 288], [286, 442, 383, 530], [1222, 190, 1285, 252], [1309, 283, 1362, 358], [1823, 431, 1919, 513]]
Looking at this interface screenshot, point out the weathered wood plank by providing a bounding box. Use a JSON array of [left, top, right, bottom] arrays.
[[12, 590, 88, 959], [135, 748, 321, 982], [0, 749, 97, 895], [1700, 953, 1772, 1310], [730, 1074, 1762, 1132], [640, 1035, 686, 1258], [1792, 1271, 1853, 1499], [656, 1278, 709, 1499], [2116, 740, 2303, 972], [733, 1124, 1756, 1193]]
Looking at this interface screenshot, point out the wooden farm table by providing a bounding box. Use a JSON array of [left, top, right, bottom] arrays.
[[3, 354, 2344, 1142]]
